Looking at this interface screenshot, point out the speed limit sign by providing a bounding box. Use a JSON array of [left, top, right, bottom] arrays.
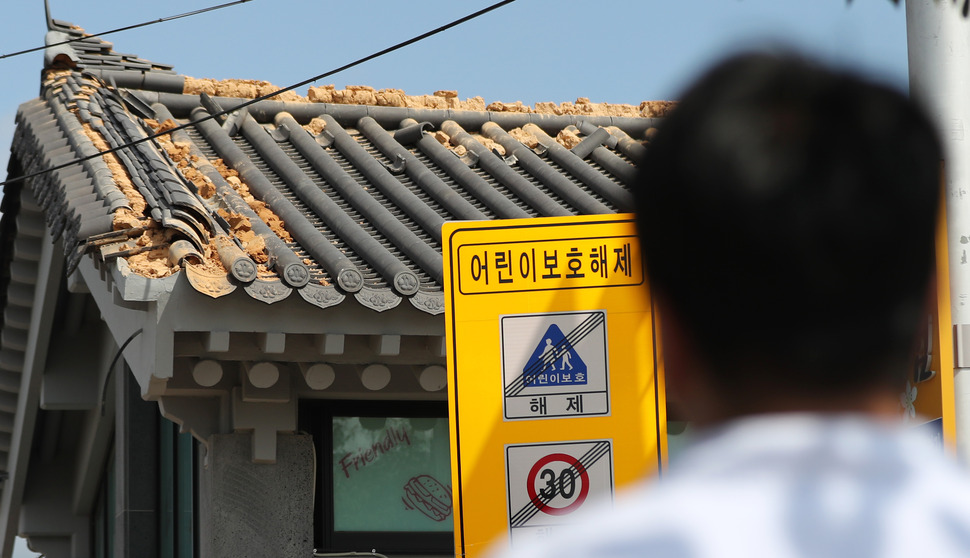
[[505, 439, 614, 546]]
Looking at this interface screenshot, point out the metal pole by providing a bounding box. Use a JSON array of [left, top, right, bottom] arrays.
[[906, 0, 970, 463]]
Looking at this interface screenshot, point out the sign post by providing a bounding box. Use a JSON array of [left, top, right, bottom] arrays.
[[443, 214, 666, 557]]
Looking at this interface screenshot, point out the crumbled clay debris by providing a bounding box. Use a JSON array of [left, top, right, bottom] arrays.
[[282, 84, 675, 156], [486, 100, 533, 113], [80, 70, 674, 282], [607, 125, 649, 148], [470, 134, 504, 156], [306, 85, 488, 111], [304, 117, 327, 136], [67, 92, 185, 279], [556, 128, 582, 150], [508, 127, 539, 149], [429, 130, 502, 158], [45, 71, 67, 92], [431, 121, 600, 154], [79, 122, 148, 220], [112, 208, 146, 229], [46, 68, 72, 78], [142, 118, 293, 275], [639, 101, 676, 118], [145, 119, 219, 200], [183, 77, 306, 103], [458, 96, 487, 111], [532, 98, 677, 118], [147, 118, 178, 134], [126, 227, 178, 278], [430, 129, 466, 156], [183, 76, 675, 120], [217, 208, 268, 264], [72, 84, 98, 101], [223, 174, 294, 244], [196, 244, 228, 275]]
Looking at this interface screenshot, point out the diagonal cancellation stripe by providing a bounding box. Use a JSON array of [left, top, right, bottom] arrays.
[[510, 443, 609, 525], [509, 447, 606, 526], [505, 312, 605, 398], [509, 441, 611, 528], [510, 441, 610, 527], [505, 315, 601, 397], [505, 315, 600, 397]]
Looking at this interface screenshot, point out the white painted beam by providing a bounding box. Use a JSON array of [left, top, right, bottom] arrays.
[[230, 388, 297, 463], [369, 334, 401, 356], [205, 331, 231, 353], [257, 332, 286, 354], [315, 333, 344, 355]]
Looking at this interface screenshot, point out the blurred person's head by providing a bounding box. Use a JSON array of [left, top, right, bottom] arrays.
[[635, 53, 942, 423]]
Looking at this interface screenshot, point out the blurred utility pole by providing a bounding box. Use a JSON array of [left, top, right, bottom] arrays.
[[907, 0, 970, 463]]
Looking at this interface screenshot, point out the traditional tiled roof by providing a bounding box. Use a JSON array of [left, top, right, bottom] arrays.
[[8, 17, 658, 317]]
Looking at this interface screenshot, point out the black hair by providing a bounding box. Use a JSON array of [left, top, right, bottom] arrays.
[[635, 53, 942, 395]]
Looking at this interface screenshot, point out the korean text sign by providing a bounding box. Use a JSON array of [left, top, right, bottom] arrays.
[[443, 215, 667, 557]]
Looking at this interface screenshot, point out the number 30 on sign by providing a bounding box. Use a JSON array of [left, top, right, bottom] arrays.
[[505, 440, 614, 546]]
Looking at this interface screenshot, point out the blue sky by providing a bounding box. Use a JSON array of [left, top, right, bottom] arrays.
[[0, 0, 908, 179], [0, 0, 907, 555]]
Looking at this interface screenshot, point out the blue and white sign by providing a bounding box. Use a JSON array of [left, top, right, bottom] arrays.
[[500, 310, 610, 420], [522, 324, 588, 388]]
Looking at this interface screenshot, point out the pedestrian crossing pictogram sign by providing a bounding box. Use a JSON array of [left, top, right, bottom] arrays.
[[505, 440, 614, 545], [524, 324, 588, 387], [501, 311, 609, 420], [443, 214, 667, 557]]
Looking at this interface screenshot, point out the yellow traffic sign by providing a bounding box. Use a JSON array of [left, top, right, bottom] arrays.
[[910, 188, 955, 447], [443, 214, 666, 557]]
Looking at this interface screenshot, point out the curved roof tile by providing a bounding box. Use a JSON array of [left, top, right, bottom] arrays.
[[9, 18, 653, 315]]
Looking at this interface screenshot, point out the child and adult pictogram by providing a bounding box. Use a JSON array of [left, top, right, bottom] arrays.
[[532, 325, 585, 384], [500, 310, 610, 420]]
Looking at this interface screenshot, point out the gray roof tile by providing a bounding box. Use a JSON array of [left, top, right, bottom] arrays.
[[7, 17, 653, 315]]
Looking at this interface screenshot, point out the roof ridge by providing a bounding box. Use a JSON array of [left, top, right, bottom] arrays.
[[43, 19, 177, 76], [182, 78, 677, 119]]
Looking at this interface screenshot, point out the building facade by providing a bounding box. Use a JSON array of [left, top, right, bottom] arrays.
[[0, 12, 659, 558]]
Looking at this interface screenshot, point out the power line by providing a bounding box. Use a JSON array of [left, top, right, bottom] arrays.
[[0, 0, 254, 61], [0, 0, 517, 190]]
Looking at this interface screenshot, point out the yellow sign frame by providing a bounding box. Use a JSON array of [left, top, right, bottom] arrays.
[[911, 183, 956, 447], [443, 214, 666, 557]]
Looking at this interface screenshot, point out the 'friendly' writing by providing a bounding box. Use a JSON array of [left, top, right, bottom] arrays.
[[338, 425, 411, 478]]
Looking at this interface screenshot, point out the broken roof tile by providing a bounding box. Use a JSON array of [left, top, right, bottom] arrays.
[[6, 17, 664, 315]]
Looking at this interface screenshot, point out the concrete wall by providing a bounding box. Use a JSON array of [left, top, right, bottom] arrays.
[[199, 433, 315, 558]]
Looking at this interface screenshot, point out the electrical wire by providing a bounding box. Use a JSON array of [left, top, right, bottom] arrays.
[[0, 0, 254, 61], [0, 0, 517, 190], [99, 328, 143, 416]]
